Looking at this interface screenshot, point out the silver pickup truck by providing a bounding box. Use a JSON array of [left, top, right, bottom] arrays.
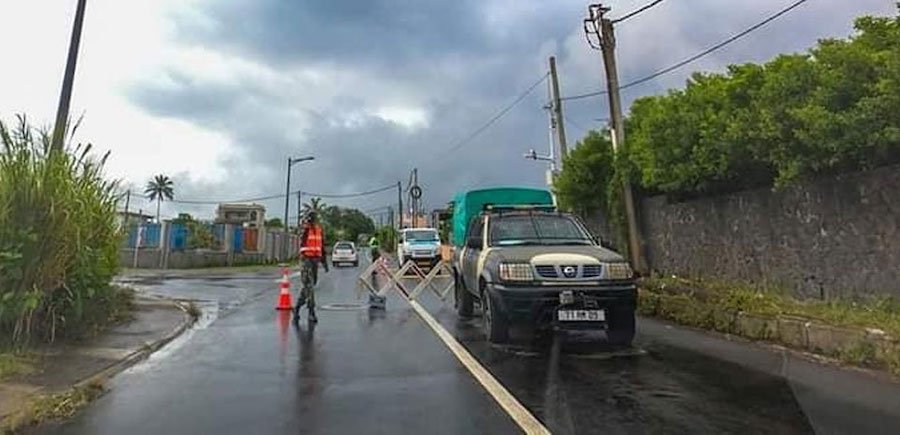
[[452, 207, 636, 345]]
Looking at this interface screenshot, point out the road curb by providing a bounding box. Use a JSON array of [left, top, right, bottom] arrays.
[[0, 299, 193, 433], [638, 287, 900, 379]]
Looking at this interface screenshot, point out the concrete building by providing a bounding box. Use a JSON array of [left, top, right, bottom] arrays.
[[118, 210, 154, 228], [215, 203, 266, 228]]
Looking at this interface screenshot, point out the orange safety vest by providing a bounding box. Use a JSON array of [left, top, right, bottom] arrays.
[[300, 225, 324, 259]]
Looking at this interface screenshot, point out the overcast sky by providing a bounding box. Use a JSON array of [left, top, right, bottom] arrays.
[[0, 0, 894, 222]]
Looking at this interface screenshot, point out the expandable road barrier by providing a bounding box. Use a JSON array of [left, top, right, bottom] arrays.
[[356, 257, 454, 308], [275, 267, 294, 310]]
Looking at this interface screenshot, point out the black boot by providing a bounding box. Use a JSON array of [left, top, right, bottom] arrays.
[[308, 307, 318, 323]]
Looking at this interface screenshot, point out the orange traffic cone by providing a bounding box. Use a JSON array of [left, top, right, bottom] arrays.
[[275, 267, 293, 310]]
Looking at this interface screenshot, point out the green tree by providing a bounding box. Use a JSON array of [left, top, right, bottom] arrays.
[[264, 217, 283, 228], [319, 205, 375, 244], [624, 7, 900, 195], [554, 130, 615, 215], [144, 174, 174, 223]]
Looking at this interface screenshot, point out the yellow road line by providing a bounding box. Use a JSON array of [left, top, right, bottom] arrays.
[[406, 299, 551, 435]]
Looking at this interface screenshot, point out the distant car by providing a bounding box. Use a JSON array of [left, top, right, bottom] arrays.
[[331, 241, 358, 267], [396, 228, 441, 268]]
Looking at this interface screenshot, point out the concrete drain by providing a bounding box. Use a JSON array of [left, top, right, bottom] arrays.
[[320, 303, 368, 311]]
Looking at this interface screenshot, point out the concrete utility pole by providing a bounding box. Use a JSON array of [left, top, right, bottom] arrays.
[[397, 181, 404, 229], [585, 4, 645, 272], [296, 190, 302, 227], [548, 56, 568, 164], [411, 168, 419, 228], [123, 189, 131, 227], [51, 0, 88, 152]]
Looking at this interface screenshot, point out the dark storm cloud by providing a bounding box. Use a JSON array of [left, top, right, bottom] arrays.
[[176, 0, 488, 66], [134, 0, 896, 220]]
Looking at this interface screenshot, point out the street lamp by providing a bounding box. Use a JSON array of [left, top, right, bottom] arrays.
[[284, 156, 315, 231]]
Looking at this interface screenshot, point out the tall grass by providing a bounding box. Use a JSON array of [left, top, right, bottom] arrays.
[[0, 115, 121, 346]]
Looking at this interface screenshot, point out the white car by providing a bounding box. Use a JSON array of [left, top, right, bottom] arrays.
[[331, 241, 358, 267], [396, 228, 441, 267]]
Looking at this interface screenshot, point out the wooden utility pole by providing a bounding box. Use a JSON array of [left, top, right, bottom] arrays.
[[51, 0, 88, 152], [548, 56, 568, 163], [585, 4, 645, 272]]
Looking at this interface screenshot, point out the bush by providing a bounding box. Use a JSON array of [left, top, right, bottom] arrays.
[[0, 116, 122, 346], [626, 10, 899, 195]]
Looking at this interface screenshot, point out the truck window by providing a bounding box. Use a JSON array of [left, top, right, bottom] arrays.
[[467, 217, 483, 243], [489, 214, 591, 246]]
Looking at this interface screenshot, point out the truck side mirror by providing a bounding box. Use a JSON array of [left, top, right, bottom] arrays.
[[466, 237, 483, 249]]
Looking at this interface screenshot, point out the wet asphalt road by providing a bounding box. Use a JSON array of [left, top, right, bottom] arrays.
[[45, 259, 900, 434]]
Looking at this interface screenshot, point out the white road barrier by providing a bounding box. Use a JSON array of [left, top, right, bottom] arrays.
[[356, 257, 454, 305]]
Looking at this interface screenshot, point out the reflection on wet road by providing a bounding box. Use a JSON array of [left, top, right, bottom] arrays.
[[45, 262, 900, 434], [418, 296, 812, 434]]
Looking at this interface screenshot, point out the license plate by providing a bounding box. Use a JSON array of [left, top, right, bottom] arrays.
[[557, 310, 605, 322]]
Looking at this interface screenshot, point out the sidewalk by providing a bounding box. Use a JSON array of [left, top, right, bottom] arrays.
[[0, 296, 191, 431]]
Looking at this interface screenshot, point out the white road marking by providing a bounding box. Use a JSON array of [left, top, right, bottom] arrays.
[[406, 299, 551, 435]]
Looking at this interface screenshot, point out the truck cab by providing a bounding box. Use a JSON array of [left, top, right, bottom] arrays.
[[451, 188, 637, 345]]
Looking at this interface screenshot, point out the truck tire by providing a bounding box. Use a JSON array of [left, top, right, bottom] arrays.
[[454, 271, 474, 318], [607, 308, 636, 346], [482, 288, 509, 344]]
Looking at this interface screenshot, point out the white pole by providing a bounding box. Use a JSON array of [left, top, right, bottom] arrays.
[[133, 225, 143, 268]]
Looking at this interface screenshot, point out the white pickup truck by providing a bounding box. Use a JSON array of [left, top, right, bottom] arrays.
[[396, 228, 442, 268]]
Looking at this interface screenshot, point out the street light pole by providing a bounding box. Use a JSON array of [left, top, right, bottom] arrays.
[[52, 0, 88, 152], [284, 157, 292, 233], [282, 156, 314, 259]]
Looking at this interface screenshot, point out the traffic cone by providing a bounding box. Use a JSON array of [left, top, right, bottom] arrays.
[[275, 267, 293, 310]]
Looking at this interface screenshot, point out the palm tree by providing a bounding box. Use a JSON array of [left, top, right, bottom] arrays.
[[144, 174, 174, 223], [302, 197, 325, 220]]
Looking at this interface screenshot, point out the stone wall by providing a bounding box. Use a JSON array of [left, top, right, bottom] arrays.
[[639, 164, 900, 299]]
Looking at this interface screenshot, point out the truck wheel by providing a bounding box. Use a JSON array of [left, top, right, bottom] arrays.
[[482, 289, 509, 343], [607, 308, 636, 347], [454, 271, 473, 318]]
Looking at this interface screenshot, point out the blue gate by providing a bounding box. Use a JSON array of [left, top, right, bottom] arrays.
[[232, 226, 244, 253], [170, 223, 188, 250]]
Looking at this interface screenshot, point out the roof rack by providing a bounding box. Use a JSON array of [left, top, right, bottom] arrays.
[[482, 204, 557, 214]]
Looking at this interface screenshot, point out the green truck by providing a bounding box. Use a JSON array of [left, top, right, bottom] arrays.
[[450, 187, 637, 345]]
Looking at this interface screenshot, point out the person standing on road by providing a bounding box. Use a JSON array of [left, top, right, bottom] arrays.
[[369, 235, 381, 263], [294, 211, 328, 323]]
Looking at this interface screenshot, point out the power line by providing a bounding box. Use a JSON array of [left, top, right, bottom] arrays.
[[560, 89, 607, 102], [619, 0, 811, 91], [438, 73, 549, 157], [561, 0, 812, 101], [612, 0, 668, 24], [134, 183, 397, 206], [300, 183, 396, 199]]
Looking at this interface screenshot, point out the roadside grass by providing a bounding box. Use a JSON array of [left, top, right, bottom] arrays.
[[641, 276, 900, 337], [74, 286, 136, 340], [0, 353, 35, 381], [4, 381, 105, 433]]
